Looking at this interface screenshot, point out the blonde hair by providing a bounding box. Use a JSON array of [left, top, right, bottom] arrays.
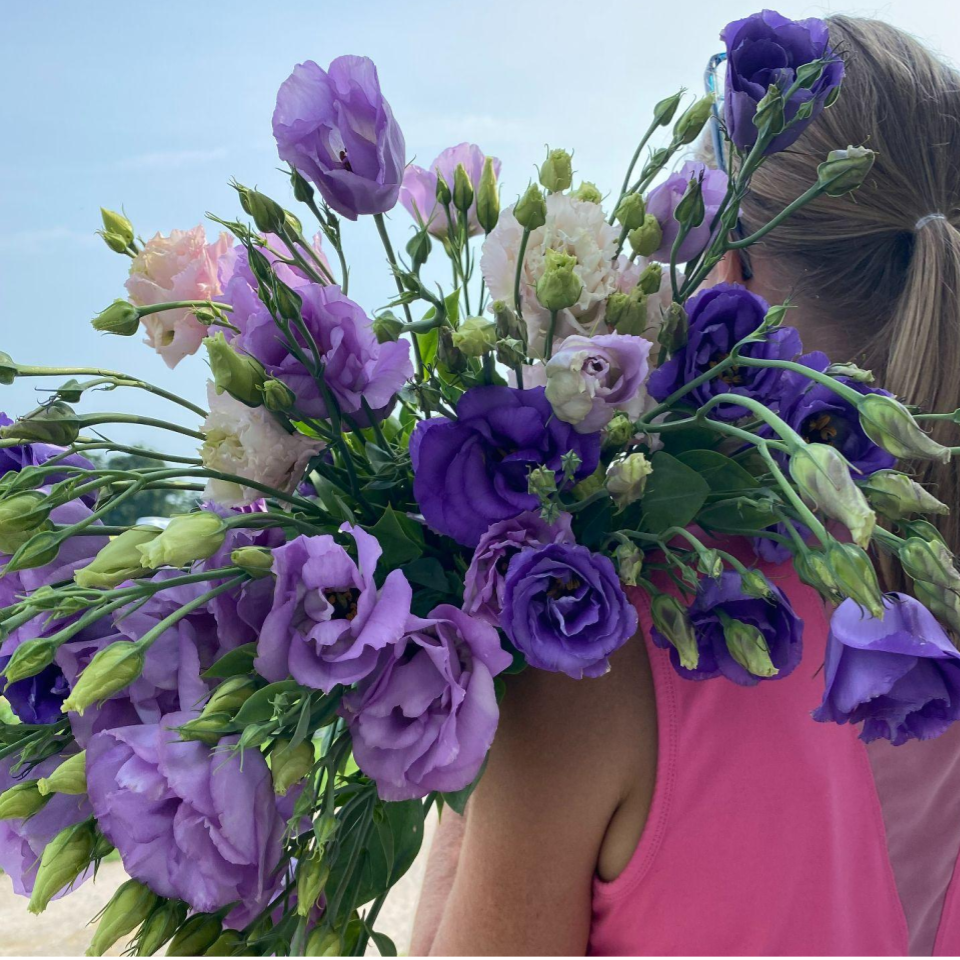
[[739, 15, 960, 567]]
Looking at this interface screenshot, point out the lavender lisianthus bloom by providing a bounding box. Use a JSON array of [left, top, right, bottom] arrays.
[[645, 161, 729, 264], [255, 524, 412, 691], [87, 714, 285, 914], [463, 511, 575, 625], [651, 571, 803, 685], [813, 594, 960, 745], [400, 143, 501, 238], [722, 10, 845, 154], [342, 604, 512, 800], [500, 542, 638, 679], [647, 283, 802, 420], [411, 386, 600, 547], [273, 56, 406, 220]]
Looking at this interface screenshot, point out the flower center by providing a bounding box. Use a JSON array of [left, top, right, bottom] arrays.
[[709, 352, 745, 385], [339, 150, 353, 172], [802, 412, 839, 445], [546, 576, 581, 599], [324, 588, 361, 620]]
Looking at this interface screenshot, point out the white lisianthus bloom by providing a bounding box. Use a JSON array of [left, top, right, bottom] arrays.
[[200, 384, 324, 507]]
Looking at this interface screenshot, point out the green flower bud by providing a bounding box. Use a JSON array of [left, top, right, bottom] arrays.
[[605, 289, 648, 338], [491, 300, 525, 343], [290, 167, 314, 203], [606, 453, 653, 510], [437, 326, 468, 374], [204, 676, 258, 718], [795, 550, 842, 601], [260, 378, 296, 412], [627, 215, 663, 258], [722, 617, 778, 678], [0, 492, 51, 555], [235, 184, 287, 235], [204, 332, 267, 407], [614, 193, 646, 230], [698, 548, 725, 579], [603, 414, 636, 449], [535, 249, 582, 312], [653, 91, 684, 126], [100, 208, 135, 249], [37, 751, 86, 797], [305, 927, 342, 957], [539, 148, 573, 193], [900, 537, 960, 592], [371, 311, 404, 347], [571, 466, 605, 501], [863, 470, 950, 521], [230, 546, 275, 579], [271, 739, 316, 795], [527, 466, 557, 500], [138, 901, 188, 957], [826, 362, 874, 384], [674, 94, 715, 144], [137, 512, 227, 570], [405, 229, 431, 271], [789, 443, 876, 549], [451, 317, 497, 358], [0, 780, 49, 820], [73, 525, 160, 589], [615, 541, 644, 586], [99, 230, 129, 254], [740, 569, 773, 599], [637, 262, 663, 296], [514, 184, 547, 230], [572, 181, 603, 204], [297, 849, 330, 917], [87, 879, 158, 957], [452, 163, 475, 214], [435, 171, 452, 207], [4, 529, 62, 574], [2, 636, 59, 686], [674, 175, 705, 231], [166, 914, 222, 956], [753, 84, 785, 139], [62, 641, 146, 716], [0, 351, 17, 386], [0, 402, 80, 446], [827, 542, 885, 619], [92, 299, 141, 337], [28, 820, 96, 914], [657, 302, 689, 354], [816, 145, 875, 197], [641, 147, 671, 182], [477, 157, 500, 233], [649, 594, 699, 670], [203, 930, 244, 956], [913, 579, 960, 635], [858, 393, 951, 463], [496, 338, 526, 369], [177, 713, 232, 747]]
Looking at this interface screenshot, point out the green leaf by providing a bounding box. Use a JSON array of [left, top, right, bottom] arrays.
[[232, 680, 303, 725], [365, 506, 424, 568], [696, 496, 779, 534], [658, 421, 722, 455], [639, 451, 710, 534], [444, 288, 461, 327], [677, 449, 759, 494], [202, 643, 257, 680], [371, 932, 398, 957], [416, 327, 438, 371], [400, 557, 450, 592], [441, 756, 489, 815]]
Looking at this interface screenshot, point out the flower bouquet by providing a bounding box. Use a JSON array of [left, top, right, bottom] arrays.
[[2, 9, 960, 955]]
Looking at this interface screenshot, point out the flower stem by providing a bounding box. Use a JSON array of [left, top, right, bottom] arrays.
[[514, 228, 531, 321], [373, 213, 423, 378]]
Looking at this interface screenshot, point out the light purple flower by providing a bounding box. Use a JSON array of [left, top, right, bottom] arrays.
[[255, 525, 412, 692], [400, 143, 501, 238], [87, 714, 284, 914], [342, 604, 512, 800], [463, 512, 575, 625], [273, 56, 406, 220]]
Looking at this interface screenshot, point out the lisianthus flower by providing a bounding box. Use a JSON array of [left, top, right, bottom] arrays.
[[87, 714, 285, 915], [273, 56, 406, 220], [813, 593, 960, 745], [647, 283, 802, 420], [480, 193, 636, 354], [342, 604, 512, 800], [255, 525, 412, 692], [500, 542, 638, 679], [651, 571, 803, 686], [199, 384, 324, 508], [125, 226, 232, 368], [411, 386, 600, 547], [645, 161, 729, 265], [463, 511, 575, 625], [400, 143, 501, 238], [723, 10, 845, 154]]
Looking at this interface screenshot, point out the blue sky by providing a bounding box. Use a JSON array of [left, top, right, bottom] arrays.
[[1, 0, 956, 453]]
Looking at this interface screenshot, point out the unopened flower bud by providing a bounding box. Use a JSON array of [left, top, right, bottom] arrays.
[[740, 569, 773, 599], [650, 593, 699, 670], [641, 147, 671, 182], [496, 338, 526, 369], [28, 820, 96, 914], [0, 352, 17, 385], [628, 215, 663, 258], [100, 208, 135, 247], [637, 262, 663, 296], [261, 378, 296, 411], [2, 636, 59, 686], [658, 302, 689, 354], [235, 184, 287, 235], [37, 752, 86, 797], [827, 542, 885, 619], [674, 175, 705, 231], [166, 914, 223, 956], [900, 536, 960, 592], [450, 317, 496, 358], [202, 930, 244, 956], [477, 157, 500, 233], [826, 362, 874, 384], [817, 145, 875, 197], [603, 414, 636, 449], [305, 927, 342, 957], [514, 184, 547, 230], [0, 780, 49, 820], [492, 300, 525, 343], [204, 676, 258, 719], [92, 299, 140, 336], [437, 326, 468, 374], [73, 525, 160, 589], [62, 641, 146, 716], [87, 878, 158, 957], [674, 94, 715, 144], [573, 181, 603, 204], [137, 901, 187, 957], [753, 84, 785, 138], [204, 332, 267, 407], [137, 511, 227, 570], [914, 580, 960, 635], [230, 546, 275, 579], [405, 230, 431, 271], [0, 402, 80, 446], [606, 453, 653, 510], [864, 470, 950, 521], [858, 393, 951, 463], [0, 492, 51, 555], [614, 541, 644, 586], [536, 249, 582, 312], [603, 289, 647, 338], [452, 163, 475, 215], [723, 617, 778, 677], [271, 739, 315, 796], [527, 466, 557, 500], [435, 171, 452, 207], [653, 91, 684, 126], [795, 550, 842, 601], [615, 193, 646, 230], [539, 148, 573, 193], [98, 231, 129, 254], [290, 167, 314, 204], [297, 849, 330, 917]]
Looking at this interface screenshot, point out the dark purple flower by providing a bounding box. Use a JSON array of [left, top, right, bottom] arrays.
[[651, 571, 803, 685], [273, 56, 406, 220], [342, 604, 512, 800], [255, 525, 412, 692], [87, 714, 285, 914], [722, 10, 845, 154], [645, 162, 729, 264], [647, 283, 802, 420], [813, 593, 960, 745], [411, 386, 600, 547], [501, 542, 638, 679]]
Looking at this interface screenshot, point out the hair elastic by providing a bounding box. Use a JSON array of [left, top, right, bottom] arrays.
[[916, 213, 948, 230]]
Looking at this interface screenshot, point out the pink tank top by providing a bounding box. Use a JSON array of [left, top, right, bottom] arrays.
[[589, 554, 960, 956]]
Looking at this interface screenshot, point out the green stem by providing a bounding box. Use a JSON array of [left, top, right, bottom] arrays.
[[545, 310, 559, 361], [758, 444, 831, 547], [136, 299, 232, 317], [79, 414, 205, 441], [373, 213, 423, 378], [513, 228, 531, 320], [610, 117, 661, 226], [727, 181, 824, 249]]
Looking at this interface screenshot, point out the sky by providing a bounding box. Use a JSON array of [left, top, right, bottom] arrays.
[[0, 0, 958, 453]]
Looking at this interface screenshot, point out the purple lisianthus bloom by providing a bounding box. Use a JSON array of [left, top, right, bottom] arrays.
[[273, 56, 406, 220], [255, 524, 412, 691], [813, 594, 960, 745], [722, 10, 845, 154], [0, 755, 92, 897], [544, 333, 653, 433], [411, 386, 600, 547], [87, 714, 285, 915], [400, 143, 501, 238], [645, 162, 729, 264], [342, 604, 511, 801], [501, 542, 638, 679], [651, 571, 803, 685], [463, 511, 575, 626], [647, 283, 802, 420]]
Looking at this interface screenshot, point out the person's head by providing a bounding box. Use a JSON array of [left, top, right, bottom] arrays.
[[725, 15, 960, 563]]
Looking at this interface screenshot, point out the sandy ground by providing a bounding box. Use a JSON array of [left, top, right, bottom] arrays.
[[0, 815, 436, 957]]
